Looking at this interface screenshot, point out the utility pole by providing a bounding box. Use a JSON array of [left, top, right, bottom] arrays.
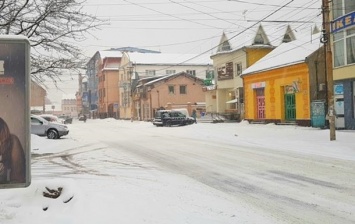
[[322, 0, 336, 140]]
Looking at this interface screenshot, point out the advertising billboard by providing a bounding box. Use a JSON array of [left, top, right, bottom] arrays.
[[0, 35, 31, 188]]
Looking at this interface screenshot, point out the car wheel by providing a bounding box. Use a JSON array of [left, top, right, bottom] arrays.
[[47, 129, 58, 139]]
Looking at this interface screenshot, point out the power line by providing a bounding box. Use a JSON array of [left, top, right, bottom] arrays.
[[227, 0, 318, 9], [121, 0, 222, 29], [143, 0, 296, 72]]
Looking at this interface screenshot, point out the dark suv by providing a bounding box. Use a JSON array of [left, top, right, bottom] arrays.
[[153, 110, 191, 127]]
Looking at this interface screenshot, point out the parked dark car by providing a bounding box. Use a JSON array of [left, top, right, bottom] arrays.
[[153, 110, 192, 127]]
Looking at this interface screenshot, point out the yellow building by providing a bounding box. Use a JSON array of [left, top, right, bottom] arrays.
[[242, 34, 325, 126], [207, 24, 296, 120]]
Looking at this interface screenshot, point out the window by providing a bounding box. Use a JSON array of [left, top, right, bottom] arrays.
[[166, 70, 176, 75], [332, 0, 342, 19], [346, 28, 355, 64], [186, 70, 196, 76], [333, 27, 355, 67], [221, 41, 231, 51], [180, 85, 187, 94], [353, 81, 355, 118], [283, 34, 292, 43], [333, 0, 355, 18], [254, 34, 264, 45], [235, 63, 242, 76], [345, 0, 355, 14], [168, 85, 175, 94], [146, 70, 156, 76]]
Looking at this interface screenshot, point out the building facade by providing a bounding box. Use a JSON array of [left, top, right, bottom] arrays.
[[207, 24, 297, 120], [132, 72, 206, 121], [61, 97, 78, 117], [118, 52, 212, 120], [86, 50, 122, 118], [242, 34, 325, 126], [98, 57, 121, 118], [331, 0, 355, 129], [30, 80, 46, 113]]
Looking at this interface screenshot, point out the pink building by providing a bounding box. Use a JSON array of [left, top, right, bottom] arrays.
[[133, 71, 206, 121]]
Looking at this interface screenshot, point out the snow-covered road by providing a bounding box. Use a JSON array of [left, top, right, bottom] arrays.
[[2, 119, 354, 224], [94, 120, 355, 224]]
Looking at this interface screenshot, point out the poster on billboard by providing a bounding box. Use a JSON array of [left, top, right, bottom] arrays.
[[0, 35, 31, 188]]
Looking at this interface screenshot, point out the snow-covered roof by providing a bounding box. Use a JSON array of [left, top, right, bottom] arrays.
[[127, 52, 212, 65], [242, 33, 322, 76], [213, 23, 304, 56], [98, 50, 122, 59], [144, 72, 202, 86]]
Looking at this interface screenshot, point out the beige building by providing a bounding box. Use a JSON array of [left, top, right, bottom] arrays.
[[30, 80, 46, 113], [61, 95, 78, 117], [207, 24, 297, 120]]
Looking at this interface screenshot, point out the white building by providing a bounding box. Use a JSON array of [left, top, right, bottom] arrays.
[[61, 94, 78, 117]]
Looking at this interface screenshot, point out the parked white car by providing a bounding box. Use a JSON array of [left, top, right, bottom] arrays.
[[30, 114, 69, 139], [39, 114, 65, 124]]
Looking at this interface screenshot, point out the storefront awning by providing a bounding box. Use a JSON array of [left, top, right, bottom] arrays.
[[226, 99, 238, 104]]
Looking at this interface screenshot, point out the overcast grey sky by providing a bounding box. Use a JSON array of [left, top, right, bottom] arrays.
[[79, 0, 322, 56], [44, 0, 322, 106]]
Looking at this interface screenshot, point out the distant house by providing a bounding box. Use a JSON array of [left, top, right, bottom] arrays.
[[86, 50, 123, 117], [207, 24, 299, 121], [241, 33, 325, 126], [30, 80, 46, 113], [61, 94, 78, 117], [98, 56, 121, 118], [118, 52, 212, 119], [132, 71, 206, 121]]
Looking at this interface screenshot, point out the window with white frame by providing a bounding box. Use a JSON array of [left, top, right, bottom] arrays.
[[333, 0, 355, 18], [166, 70, 176, 74], [333, 27, 355, 67], [186, 70, 196, 76], [146, 70, 156, 76], [180, 85, 187, 94], [235, 63, 242, 76], [168, 85, 175, 94]]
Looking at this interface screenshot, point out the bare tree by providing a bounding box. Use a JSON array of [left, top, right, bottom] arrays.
[[0, 0, 105, 83]]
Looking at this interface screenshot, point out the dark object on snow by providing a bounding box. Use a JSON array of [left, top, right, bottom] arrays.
[[43, 187, 62, 199]]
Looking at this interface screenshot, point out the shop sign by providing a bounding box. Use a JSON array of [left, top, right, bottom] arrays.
[[334, 84, 344, 95], [251, 82, 265, 89], [331, 11, 355, 33]]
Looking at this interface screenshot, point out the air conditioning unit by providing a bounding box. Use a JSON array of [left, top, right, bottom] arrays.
[[319, 83, 326, 91]]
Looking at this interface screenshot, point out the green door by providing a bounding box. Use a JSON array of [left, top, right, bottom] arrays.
[[285, 94, 296, 121]]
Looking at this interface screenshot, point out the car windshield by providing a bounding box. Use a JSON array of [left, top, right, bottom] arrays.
[[2, 1, 355, 224]]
